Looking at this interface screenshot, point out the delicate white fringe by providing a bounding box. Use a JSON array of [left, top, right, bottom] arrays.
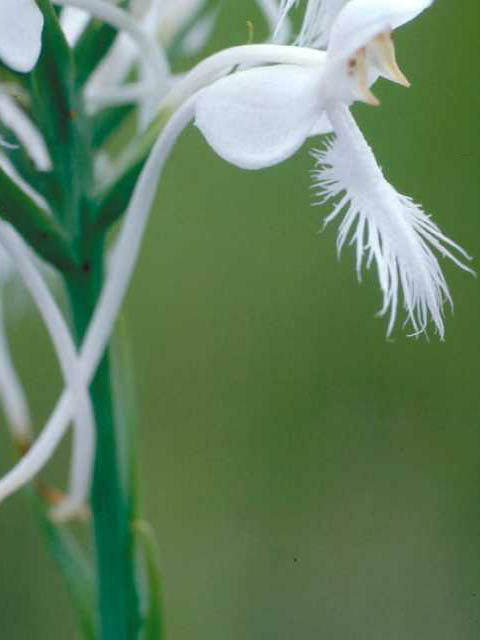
[[312, 106, 473, 338]]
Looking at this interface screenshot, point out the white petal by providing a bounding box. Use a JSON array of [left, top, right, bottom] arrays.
[[312, 105, 471, 338], [0, 0, 44, 73], [329, 0, 433, 60], [195, 64, 323, 170]]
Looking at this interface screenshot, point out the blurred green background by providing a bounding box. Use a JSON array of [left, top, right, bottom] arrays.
[[1, 1, 480, 638]]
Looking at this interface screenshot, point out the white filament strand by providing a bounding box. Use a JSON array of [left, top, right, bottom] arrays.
[[0, 295, 32, 442], [0, 97, 196, 506], [0, 223, 95, 520]]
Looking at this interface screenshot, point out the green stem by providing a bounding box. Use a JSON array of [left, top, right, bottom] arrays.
[[65, 237, 140, 640]]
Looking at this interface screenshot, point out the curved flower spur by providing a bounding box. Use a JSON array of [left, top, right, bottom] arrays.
[[195, 0, 473, 337]]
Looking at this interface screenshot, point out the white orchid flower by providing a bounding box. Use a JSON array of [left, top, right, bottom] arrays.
[[0, 0, 44, 73], [52, 0, 169, 130], [0, 0, 468, 509], [194, 0, 471, 337]]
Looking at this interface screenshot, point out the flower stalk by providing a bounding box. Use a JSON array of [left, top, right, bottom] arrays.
[[65, 237, 140, 640]]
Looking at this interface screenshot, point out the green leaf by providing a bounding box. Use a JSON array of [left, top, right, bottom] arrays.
[[31, 0, 75, 156], [31, 0, 90, 232], [134, 522, 164, 640], [0, 168, 77, 271], [32, 496, 96, 640]]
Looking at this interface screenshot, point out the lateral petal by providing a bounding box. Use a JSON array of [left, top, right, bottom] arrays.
[[195, 64, 323, 170]]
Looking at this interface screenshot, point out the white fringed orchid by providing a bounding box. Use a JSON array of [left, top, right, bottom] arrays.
[[0, 0, 469, 514], [195, 0, 471, 337], [0, 0, 43, 73]]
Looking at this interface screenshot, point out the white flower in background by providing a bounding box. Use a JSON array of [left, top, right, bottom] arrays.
[[155, 0, 215, 53], [258, 0, 292, 42], [81, 0, 213, 123], [276, 0, 349, 47], [195, 0, 472, 337], [0, 0, 50, 451], [0, 0, 44, 73], [0, 1, 44, 151], [0, 0, 48, 456], [77, 0, 283, 120]]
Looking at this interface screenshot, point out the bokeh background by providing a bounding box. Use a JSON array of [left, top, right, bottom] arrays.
[[1, 1, 479, 638]]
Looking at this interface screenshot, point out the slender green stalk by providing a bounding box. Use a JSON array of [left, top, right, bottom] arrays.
[[29, 4, 142, 637], [65, 238, 140, 640]]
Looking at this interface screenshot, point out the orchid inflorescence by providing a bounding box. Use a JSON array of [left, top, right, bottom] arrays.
[[0, 0, 471, 546]]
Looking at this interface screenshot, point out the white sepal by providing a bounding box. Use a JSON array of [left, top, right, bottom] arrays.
[[0, 0, 44, 73], [328, 0, 433, 60], [312, 105, 471, 338], [195, 64, 323, 170]]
